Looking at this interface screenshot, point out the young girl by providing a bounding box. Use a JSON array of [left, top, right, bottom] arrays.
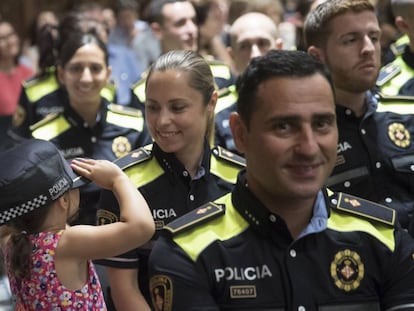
[[0, 138, 155, 310]]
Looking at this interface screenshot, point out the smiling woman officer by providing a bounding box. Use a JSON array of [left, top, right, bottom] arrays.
[[95, 50, 245, 311]]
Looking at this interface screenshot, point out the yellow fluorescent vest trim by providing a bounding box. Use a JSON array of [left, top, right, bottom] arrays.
[[327, 210, 395, 252], [174, 193, 249, 262], [32, 116, 71, 140], [106, 111, 144, 131], [125, 158, 163, 187]]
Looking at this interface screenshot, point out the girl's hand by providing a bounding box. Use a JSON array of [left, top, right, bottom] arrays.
[[71, 158, 126, 190]]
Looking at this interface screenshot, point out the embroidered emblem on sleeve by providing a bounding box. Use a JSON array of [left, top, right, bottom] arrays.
[[150, 275, 173, 311]]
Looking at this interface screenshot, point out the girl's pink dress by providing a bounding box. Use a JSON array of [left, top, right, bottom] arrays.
[[5, 230, 106, 310]]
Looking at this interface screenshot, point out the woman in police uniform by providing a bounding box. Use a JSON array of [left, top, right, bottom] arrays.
[[26, 32, 151, 227], [95, 50, 245, 311]]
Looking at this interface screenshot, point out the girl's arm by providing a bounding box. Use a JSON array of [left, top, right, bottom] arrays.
[[57, 159, 155, 261]]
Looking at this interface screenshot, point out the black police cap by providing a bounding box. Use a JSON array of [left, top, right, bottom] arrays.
[[0, 139, 89, 225]]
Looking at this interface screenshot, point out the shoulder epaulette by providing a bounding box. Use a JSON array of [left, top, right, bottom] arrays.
[[212, 146, 245, 167], [113, 146, 152, 170], [390, 34, 409, 56], [164, 202, 225, 235], [378, 92, 414, 103], [326, 190, 395, 227], [377, 63, 401, 86], [29, 112, 61, 131], [108, 103, 143, 118]]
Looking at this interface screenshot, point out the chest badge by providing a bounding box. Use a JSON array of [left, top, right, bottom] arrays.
[[388, 123, 410, 148], [112, 136, 132, 158], [330, 249, 364, 292]]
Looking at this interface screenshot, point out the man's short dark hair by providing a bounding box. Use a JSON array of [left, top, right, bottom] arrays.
[[236, 50, 331, 127]]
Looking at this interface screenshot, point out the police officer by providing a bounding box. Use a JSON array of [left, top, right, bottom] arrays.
[[29, 32, 151, 226], [95, 50, 245, 311], [148, 49, 414, 311], [9, 12, 129, 140], [214, 12, 283, 154], [377, 0, 414, 95], [305, 0, 414, 231]]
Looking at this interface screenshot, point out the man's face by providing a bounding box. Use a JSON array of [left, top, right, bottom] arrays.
[[230, 17, 279, 75], [158, 1, 198, 52], [231, 74, 338, 205], [318, 11, 381, 93]]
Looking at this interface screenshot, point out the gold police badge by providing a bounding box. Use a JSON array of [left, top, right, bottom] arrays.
[[150, 275, 173, 311], [112, 136, 132, 158], [388, 123, 410, 148], [330, 249, 364, 292]]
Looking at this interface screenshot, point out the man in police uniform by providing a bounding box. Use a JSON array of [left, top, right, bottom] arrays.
[[305, 0, 414, 231], [129, 0, 236, 112], [215, 11, 282, 154], [377, 0, 414, 96], [147, 49, 414, 311]]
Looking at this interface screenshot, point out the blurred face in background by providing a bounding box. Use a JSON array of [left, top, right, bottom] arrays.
[[58, 43, 111, 106], [0, 22, 20, 62], [153, 1, 198, 52], [229, 13, 282, 75]]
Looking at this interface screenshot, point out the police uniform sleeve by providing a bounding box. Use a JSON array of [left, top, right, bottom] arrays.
[[9, 88, 33, 139], [148, 234, 220, 311]]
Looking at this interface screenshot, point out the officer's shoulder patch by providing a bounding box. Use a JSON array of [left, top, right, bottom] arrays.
[[108, 103, 143, 118], [328, 191, 396, 227], [390, 40, 407, 57], [164, 202, 225, 235], [378, 92, 414, 103], [113, 145, 152, 170], [29, 112, 61, 131], [22, 72, 53, 88], [377, 63, 401, 86], [212, 146, 245, 167]]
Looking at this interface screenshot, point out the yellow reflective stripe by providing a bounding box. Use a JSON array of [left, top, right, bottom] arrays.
[[174, 193, 248, 261], [25, 75, 59, 103], [380, 57, 414, 96], [327, 210, 395, 251], [215, 86, 238, 114], [210, 64, 231, 80], [100, 84, 116, 102], [210, 154, 241, 184], [106, 111, 144, 131], [133, 81, 146, 103], [32, 116, 71, 140], [124, 157, 163, 187], [377, 101, 414, 114]]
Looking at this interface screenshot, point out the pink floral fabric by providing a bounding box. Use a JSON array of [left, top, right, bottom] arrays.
[[5, 231, 106, 310]]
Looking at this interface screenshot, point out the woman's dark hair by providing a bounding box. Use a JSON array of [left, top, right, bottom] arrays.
[[36, 11, 107, 77], [58, 32, 108, 68]]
